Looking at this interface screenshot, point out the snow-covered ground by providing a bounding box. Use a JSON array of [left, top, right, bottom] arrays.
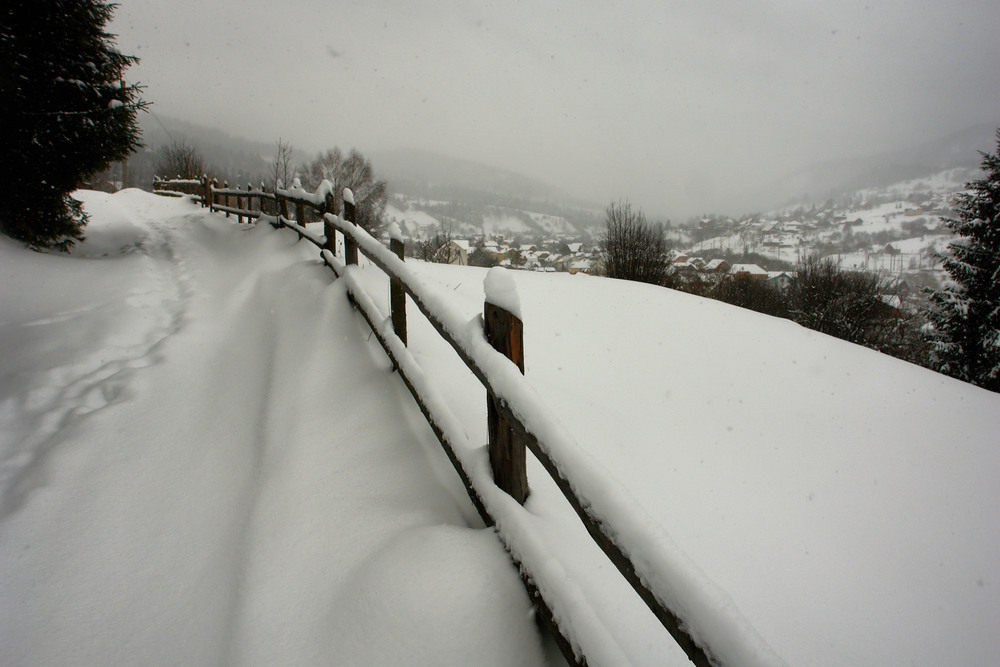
[[0, 191, 548, 666], [2, 190, 998, 665]]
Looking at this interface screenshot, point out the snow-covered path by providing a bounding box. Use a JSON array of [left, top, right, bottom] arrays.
[[0, 192, 548, 666]]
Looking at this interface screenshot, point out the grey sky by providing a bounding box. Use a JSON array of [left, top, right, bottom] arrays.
[[111, 0, 1000, 219]]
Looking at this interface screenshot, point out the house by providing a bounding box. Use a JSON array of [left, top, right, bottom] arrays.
[[729, 263, 768, 279], [767, 271, 797, 291], [568, 259, 593, 275], [704, 259, 730, 273], [673, 261, 701, 277], [483, 241, 503, 263], [436, 239, 471, 265], [879, 243, 901, 256], [874, 294, 903, 318]]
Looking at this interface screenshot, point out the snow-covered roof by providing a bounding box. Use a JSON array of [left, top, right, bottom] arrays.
[[730, 263, 768, 276]]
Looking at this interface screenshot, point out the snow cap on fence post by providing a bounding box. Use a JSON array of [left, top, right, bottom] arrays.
[[388, 220, 403, 243], [343, 187, 355, 206], [484, 266, 522, 321]]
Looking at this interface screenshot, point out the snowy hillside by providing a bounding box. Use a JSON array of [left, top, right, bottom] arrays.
[[2, 190, 998, 665], [385, 195, 594, 242], [685, 166, 978, 278]]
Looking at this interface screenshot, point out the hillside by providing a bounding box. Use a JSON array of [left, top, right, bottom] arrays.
[[373, 148, 604, 241], [384, 195, 601, 242], [1, 190, 997, 665], [758, 122, 998, 209], [676, 164, 983, 293]]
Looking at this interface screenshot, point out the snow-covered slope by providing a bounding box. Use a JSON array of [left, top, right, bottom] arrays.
[[385, 198, 584, 240], [348, 248, 1000, 665], [2, 190, 998, 666]]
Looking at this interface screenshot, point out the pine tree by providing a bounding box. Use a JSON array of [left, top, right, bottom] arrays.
[[926, 129, 1000, 392], [0, 0, 146, 251]]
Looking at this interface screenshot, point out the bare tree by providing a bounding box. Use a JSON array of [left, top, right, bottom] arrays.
[[303, 147, 387, 235], [411, 222, 453, 262], [788, 256, 907, 353], [711, 273, 789, 318], [265, 138, 295, 191], [155, 139, 206, 179], [599, 200, 671, 285]]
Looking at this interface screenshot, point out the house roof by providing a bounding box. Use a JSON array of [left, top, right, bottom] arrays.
[[730, 263, 768, 276]]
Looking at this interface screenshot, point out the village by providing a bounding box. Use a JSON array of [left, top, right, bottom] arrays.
[[423, 236, 807, 293], [424, 236, 600, 275]]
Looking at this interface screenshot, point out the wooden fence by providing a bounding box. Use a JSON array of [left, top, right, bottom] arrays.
[[152, 176, 765, 667]]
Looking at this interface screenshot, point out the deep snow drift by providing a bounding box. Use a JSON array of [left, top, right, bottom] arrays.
[[1, 190, 998, 666]]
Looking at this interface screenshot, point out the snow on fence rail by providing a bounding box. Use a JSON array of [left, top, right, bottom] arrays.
[[155, 176, 783, 667], [153, 175, 279, 225]]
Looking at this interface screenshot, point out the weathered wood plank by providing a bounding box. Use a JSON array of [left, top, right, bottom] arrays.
[[484, 302, 528, 504]]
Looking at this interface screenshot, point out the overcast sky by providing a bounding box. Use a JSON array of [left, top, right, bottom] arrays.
[[111, 0, 1000, 219]]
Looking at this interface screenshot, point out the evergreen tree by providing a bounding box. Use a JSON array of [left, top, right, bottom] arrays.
[[0, 0, 146, 250], [926, 129, 1000, 392]]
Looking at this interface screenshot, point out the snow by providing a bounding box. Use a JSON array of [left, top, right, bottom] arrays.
[[70, 190, 150, 256], [3, 189, 999, 666], [484, 267, 522, 319], [387, 220, 403, 243], [344, 261, 1000, 665], [0, 191, 547, 667]]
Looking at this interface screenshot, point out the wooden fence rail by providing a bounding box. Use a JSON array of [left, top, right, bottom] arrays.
[[151, 176, 779, 667]]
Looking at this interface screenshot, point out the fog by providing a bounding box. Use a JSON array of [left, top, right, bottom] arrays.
[[111, 0, 1000, 219]]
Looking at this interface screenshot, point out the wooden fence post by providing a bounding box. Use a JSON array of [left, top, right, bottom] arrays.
[[390, 226, 407, 345], [295, 200, 306, 230], [224, 181, 231, 219], [211, 178, 218, 212], [484, 284, 528, 504], [322, 189, 337, 255], [343, 188, 358, 265], [277, 186, 288, 228]]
